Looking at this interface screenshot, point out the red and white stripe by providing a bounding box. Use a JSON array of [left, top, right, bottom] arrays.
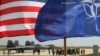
[[0, 0, 45, 37]]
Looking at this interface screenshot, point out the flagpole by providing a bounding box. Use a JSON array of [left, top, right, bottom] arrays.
[[64, 38, 67, 56]]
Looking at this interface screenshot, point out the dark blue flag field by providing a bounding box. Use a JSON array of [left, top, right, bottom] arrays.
[[35, 0, 100, 42]]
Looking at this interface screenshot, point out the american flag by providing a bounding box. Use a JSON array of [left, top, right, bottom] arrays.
[[0, 0, 46, 37]]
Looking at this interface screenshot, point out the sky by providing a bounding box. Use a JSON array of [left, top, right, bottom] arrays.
[[0, 35, 100, 47]]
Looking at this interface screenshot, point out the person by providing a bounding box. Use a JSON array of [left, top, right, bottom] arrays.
[[33, 48, 36, 55], [17, 48, 24, 53], [82, 49, 85, 56], [72, 49, 75, 55], [56, 49, 59, 56], [76, 48, 80, 55], [52, 49, 55, 56], [21, 48, 24, 53], [37, 49, 40, 55], [67, 48, 71, 55], [48, 48, 51, 54], [81, 49, 85, 56]]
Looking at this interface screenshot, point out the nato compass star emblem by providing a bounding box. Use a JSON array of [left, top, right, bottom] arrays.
[[62, 0, 100, 19], [62, 0, 100, 32], [82, 0, 100, 19], [82, 0, 100, 31]]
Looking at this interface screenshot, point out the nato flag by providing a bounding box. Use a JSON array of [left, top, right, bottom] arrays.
[[35, 0, 100, 42]]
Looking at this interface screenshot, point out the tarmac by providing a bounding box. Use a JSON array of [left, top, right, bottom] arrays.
[[0, 48, 99, 56], [0, 50, 80, 56]]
